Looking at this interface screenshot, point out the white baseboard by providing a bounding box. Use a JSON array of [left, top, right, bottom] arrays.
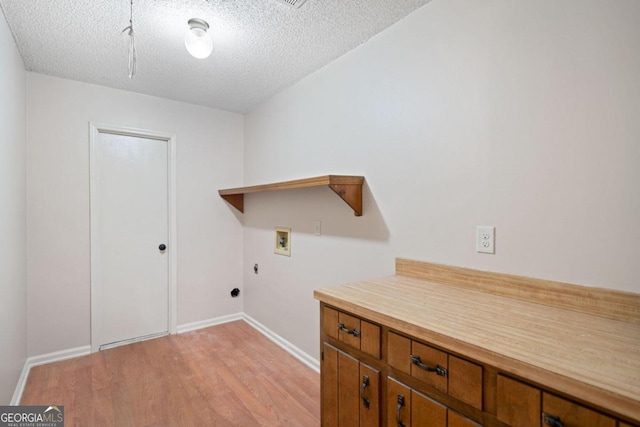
[[13, 312, 320, 404], [10, 361, 30, 405], [11, 345, 91, 405], [27, 345, 92, 368], [178, 312, 320, 373], [242, 314, 320, 373], [176, 312, 243, 334]]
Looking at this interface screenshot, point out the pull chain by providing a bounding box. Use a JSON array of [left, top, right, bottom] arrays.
[[121, 0, 136, 78]]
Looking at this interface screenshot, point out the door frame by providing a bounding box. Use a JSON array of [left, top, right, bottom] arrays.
[[89, 122, 177, 353]]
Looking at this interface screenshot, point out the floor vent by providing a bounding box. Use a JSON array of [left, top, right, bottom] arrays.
[[274, 0, 308, 8]]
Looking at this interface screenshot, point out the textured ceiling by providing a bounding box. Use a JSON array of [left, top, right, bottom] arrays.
[[0, 0, 430, 113]]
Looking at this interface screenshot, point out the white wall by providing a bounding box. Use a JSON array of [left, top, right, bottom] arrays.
[[0, 8, 27, 404], [243, 0, 640, 359], [26, 73, 244, 356]]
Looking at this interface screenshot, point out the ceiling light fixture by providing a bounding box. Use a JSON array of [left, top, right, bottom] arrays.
[[185, 18, 213, 59], [274, 0, 309, 8]]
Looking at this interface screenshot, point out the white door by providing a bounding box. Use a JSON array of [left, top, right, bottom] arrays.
[[92, 130, 170, 350]]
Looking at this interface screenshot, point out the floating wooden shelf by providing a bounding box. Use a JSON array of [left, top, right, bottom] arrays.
[[219, 175, 365, 216]]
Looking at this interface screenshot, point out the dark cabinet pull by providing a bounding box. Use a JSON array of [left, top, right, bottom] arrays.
[[361, 375, 370, 409], [338, 322, 360, 337], [395, 394, 406, 427], [410, 355, 447, 377], [158, 244, 167, 251], [542, 413, 564, 427]]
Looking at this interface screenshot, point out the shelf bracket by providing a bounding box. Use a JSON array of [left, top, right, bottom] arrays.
[[329, 184, 363, 216], [221, 194, 244, 213]]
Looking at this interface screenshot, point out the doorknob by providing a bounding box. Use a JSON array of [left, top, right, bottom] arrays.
[[159, 244, 166, 251]]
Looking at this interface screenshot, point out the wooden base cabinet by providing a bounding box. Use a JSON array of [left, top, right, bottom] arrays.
[[322, 343, 380, 427], [316, 259, 640, 427], [318, 303, 638, 427]]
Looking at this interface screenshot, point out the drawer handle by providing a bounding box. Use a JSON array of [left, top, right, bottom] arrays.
[[410, 355, 448, 377], [361, 375, 370, 409], [395, 394, 406, 427], [542, 413, 564, 427], [338, 322, 360, 337]]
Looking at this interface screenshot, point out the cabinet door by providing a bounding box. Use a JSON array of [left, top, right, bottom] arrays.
[[388, 377, 411, 427], [412, 390, 447, 427], [496, 375, 540, 427], [339, 351, 361, 427], [323, 342, 381, 427], [360, 363, 380, 427], [542, 393, 615, 427], [448, 411, 481, 427], [322, 343, 339, 427]]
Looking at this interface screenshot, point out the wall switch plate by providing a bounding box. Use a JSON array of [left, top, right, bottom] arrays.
[[476, 226, 495, 254], [314, 220, 321, 236]]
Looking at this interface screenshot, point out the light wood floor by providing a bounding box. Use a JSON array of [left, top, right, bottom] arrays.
[[21, 321, 320, 426]]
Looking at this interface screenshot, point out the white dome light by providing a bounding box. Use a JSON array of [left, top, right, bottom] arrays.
[[185, 18, 213, 59]]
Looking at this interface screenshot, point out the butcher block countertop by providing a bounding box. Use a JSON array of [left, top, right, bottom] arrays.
[[313, 259, 640, 422]]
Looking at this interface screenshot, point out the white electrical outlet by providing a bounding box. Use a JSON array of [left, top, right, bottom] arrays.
[[314, 220, 321, 236], [476, 226, 495, 254]]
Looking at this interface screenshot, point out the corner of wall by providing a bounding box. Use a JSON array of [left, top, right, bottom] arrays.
[[0, 7, 28, 404]]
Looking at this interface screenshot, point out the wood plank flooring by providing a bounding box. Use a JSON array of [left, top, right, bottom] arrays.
[[21, 321, 320, 426]]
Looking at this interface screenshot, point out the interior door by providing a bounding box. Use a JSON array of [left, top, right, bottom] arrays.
[[93, 131, 169, 349]]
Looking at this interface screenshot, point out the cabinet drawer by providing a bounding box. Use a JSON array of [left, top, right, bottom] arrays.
[[497, 375, 540, 426], [543, 393, 615, 427], [411, 340, 448, 394], [322, 306, 380, 358], [322, 305, 340, 340], [497, 375, 617, 427], [388, 331, 412, 374], [388, 332, 482, 409], [338, 311, 361, 349], [449, 356, 482, 410]]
